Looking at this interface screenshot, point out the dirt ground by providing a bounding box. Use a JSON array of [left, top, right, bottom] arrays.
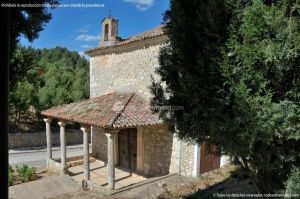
[[47, 190, 116, 199], [157, 165, 259, 199], [10, 166, 50, 186], [49, 165, 258, 199]]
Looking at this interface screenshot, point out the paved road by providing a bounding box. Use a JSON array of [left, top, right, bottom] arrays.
[[9, 144, 90, 168]]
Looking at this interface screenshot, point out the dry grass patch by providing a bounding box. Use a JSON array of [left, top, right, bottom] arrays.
[[157, 165, 238, 199]]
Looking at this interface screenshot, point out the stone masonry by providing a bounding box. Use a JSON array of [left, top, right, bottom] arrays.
[[168, 136, 196, 176], [91, 124, 176, 177], [86, 18, 229, 179], [91, 127, 107, 162], [89, 29, 197, 177], [138, 125, 173, 177], [9, 129, 85, 149], [90, 43, 166, 101]]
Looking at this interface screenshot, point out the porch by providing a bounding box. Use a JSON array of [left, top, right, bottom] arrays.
[[68, 159, 146, 190], [41, 92, 162, 190]]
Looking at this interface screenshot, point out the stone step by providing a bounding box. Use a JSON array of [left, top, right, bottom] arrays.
[[68, 157, 96, 167]]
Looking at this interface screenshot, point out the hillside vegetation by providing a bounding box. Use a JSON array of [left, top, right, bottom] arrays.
[[9, 46, 89, 132]]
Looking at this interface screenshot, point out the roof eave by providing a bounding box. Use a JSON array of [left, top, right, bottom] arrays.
[[84, 34, 168, 57]]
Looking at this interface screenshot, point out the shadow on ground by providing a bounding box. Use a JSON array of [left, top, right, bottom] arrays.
[[182, 168, 260, 199]]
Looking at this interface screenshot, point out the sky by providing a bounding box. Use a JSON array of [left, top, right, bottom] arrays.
[[20, 0, 170, 57]]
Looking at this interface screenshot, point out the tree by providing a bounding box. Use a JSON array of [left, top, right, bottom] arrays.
[[222, 0, 300, 192], [151, 0, 300, 193], [285, 166, 300, 194], [9, 46, 89, 132], [150, 0, 230, 144], [9, 0, 59, 91], [9, 81, 37, 124], [37, 47, 89, 110], [9, 45, 38, 92], [10, 0, 59, 54], [8, 45, 40, 128]]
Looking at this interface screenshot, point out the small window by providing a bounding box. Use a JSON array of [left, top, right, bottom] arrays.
[[104, 24, 109, 41]]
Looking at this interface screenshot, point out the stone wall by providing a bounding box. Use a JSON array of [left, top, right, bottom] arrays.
[[91, 127, 107, 161], [181, 142, 196, 176], [168, 136, 196, 177], [89, 36, 197, 177], [91, 125, 174, 177], [8, 129, 84, 149], [91, 126, 227, 177], [138, 125, 173, 177], [90, 42, 167, 100], [169, 136, 180, 174]]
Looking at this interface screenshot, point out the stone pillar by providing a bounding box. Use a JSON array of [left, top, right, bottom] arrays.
[[105, 129, 119, 190], [81, 126, 90, 182], [178, 139, 183, 176], [44, 118, 52, 162], [193, 144, 201, 177], [58, 121, 67, 174]]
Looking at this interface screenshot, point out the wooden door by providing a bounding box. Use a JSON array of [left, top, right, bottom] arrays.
[[118, 129, 137, 171], [200, 143, 221, 174], [118, 130, 129, 169], [129, 129, 137, 170]]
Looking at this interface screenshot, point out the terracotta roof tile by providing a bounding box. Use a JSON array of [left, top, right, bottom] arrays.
[[115, 24, 165, 46], [113, 94, 162, 128], [41, 92, 162, 129], [85, 24, 166, 54]]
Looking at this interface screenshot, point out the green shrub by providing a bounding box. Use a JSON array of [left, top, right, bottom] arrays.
[[16, 164, 37, 182], [8, 165, 14, 186], [285, 167, 300, 194]]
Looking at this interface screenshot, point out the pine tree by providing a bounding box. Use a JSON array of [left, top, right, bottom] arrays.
[[151, 0, 300, 193], [150, 0, 230, 144]]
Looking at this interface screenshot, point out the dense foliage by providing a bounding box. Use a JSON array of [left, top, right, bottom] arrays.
[[9, 46, 89, 126], [36, 47, 89, 109], [150, 0, 230, 142], [9, 46, 40, 119], [285, 166, 300, 194], [222, 0, 300, 192], [151, 0, 300, 193], [10, 0, 59, 90]]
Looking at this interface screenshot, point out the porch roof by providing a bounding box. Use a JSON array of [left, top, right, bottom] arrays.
[[41, 92, 162, 129]]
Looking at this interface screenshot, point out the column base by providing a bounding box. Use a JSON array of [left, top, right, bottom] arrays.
[[47, 159, 62, 175], [82, 179, 88, 188], [60, 165, 68, 175]]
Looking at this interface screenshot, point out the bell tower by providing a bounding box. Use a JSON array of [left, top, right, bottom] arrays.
[[99, 17, 119, 47]]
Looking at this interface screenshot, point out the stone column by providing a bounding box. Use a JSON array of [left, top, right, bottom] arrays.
[[81, 126, 90, 182], [44, 118, 52, 162], [105, 129, 119, 190], [58, 121, 67, 174]]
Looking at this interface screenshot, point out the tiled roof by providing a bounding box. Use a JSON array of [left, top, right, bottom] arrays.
[[115, 24, 165, 46], [85, 24, 166, 54], [113, 94, 162, 128], [41, 92, 162, 129]]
